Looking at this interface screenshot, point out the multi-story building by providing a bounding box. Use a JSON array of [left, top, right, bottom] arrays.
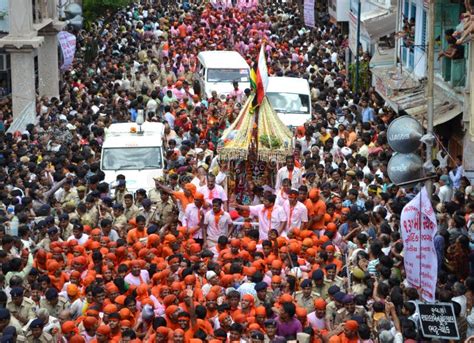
[[370, 0, 471, 177], [0, 0, 64, 131]]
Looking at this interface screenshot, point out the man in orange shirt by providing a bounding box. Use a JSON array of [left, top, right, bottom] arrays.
[[126, 215, 148, 245], [305, 189, 327, 232]]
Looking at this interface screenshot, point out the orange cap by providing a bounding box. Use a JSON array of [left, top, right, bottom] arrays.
[[97, 324, 111, 335], [314, 298, 327, 310], [279, 294, 293, 303], [61, 321, 77, 334]]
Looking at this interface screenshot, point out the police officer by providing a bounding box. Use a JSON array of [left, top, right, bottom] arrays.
[[39, 289, 69, 319], [25, 319, 53, 343], [6, 288, 35, 326], [294, 279, 319, 314], [153, 192, 177, 227], [111, 203, 128, 235], [0, 308, 24, 337]]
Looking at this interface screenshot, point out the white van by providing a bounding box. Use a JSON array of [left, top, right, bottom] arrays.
[[196, 51, 251, 98], [266, 76, 312, 127], [101, 122, 165, 192]]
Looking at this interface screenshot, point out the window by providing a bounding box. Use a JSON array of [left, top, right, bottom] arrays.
[[207, 69, 249, 83], [267, 93, 310, 114], [421, 10, 427, 51], [102, 147, 163, 170]]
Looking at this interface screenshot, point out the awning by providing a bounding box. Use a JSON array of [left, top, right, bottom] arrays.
[[370, 48, 396, 68], [372, 66, 463, 127], [382, 85, 462, 127], [361, 8, 396, 40], [406, 96, 463, 127]]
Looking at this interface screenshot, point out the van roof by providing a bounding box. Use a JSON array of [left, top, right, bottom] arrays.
[[105, 122, 164, 137], [197, 51, 250, 70], [267, 76, 310, 94]]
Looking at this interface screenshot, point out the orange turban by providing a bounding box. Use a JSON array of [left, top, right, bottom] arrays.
[[83, 317, 98, 329], [96, 324, 111, 335], [61, 321, 77, 334], [279, 294, 293, 303], [309, 189, 320, 199], [345, 320, 359, 331], [271, 275, 282, 283], [67, 284, 79, 297], [69, 335, 86, 343], [314, 298, 327, 310], [103, 304, 118, 314], [271, 260, 282, 269], [296, 307, 307, 317]]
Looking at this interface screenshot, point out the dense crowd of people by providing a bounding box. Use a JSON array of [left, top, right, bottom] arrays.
[[0, 0, 473, 342]]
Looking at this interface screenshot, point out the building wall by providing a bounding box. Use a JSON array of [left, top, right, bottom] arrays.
[[329, 0, 350, 22]]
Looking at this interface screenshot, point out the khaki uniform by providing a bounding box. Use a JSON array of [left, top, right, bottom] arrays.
[[39, 297, 69, 318], [7, 297, 36, 325], [138, 207, 157, 225], [325, 300, 339, 329], [60, 223, 74, 241], [114, 189, 128, 204], [254, 290, 274, 307], [160, 70, 177, 86], [59, 189, 79, 206], [124, 204, 140, 221], [112, 214, 128, 233], [83, 206, 99, 227], [148, 188, 161, 204], [7, 316, 25, 336], [312, 282, 330, 299], [153, 199, 177, 227], [294, 291, 319, 314], [334, 306, 370, 327], [178, 70, 195, 84], [324, 277, 345, 290], [25, 331, 53, 343]]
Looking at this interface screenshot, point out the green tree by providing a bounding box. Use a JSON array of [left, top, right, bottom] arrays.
[[348, 60, 371, 94]]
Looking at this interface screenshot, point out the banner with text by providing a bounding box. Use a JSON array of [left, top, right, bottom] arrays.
[[304, 0, 316, 28], [400, 187, 437, 302], [57, 31, 76, 70]]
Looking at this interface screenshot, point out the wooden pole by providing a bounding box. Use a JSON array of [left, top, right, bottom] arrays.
[[425, 0, 435, 200]]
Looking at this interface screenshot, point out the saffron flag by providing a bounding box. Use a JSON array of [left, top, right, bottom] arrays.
[[256, 44, 269, 105]]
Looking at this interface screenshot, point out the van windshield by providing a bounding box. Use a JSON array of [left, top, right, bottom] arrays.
[[207, 68, 249, 82], [267, 92, 310, 114], [102, 147, 163, 170]]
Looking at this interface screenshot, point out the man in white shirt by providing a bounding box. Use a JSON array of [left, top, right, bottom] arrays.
[[235, 194, 287, 240], [124, 260, 150, 286], [198, 174, 228, 210], [275, 156, 303, 190], [282, 190, 308, 235], [183, 193, 205, 244], [203, 198, 233, 253], [66, 224, 89, 246], [438, 174, 453, 203]]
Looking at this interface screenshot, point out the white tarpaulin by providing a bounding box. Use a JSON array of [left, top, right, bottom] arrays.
[[304, 0, 315, 28], [400, 187, 438, 303], [57, 31, 76, 70]]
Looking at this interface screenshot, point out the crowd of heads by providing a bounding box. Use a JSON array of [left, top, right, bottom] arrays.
[[0, 0, 472, 342]]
